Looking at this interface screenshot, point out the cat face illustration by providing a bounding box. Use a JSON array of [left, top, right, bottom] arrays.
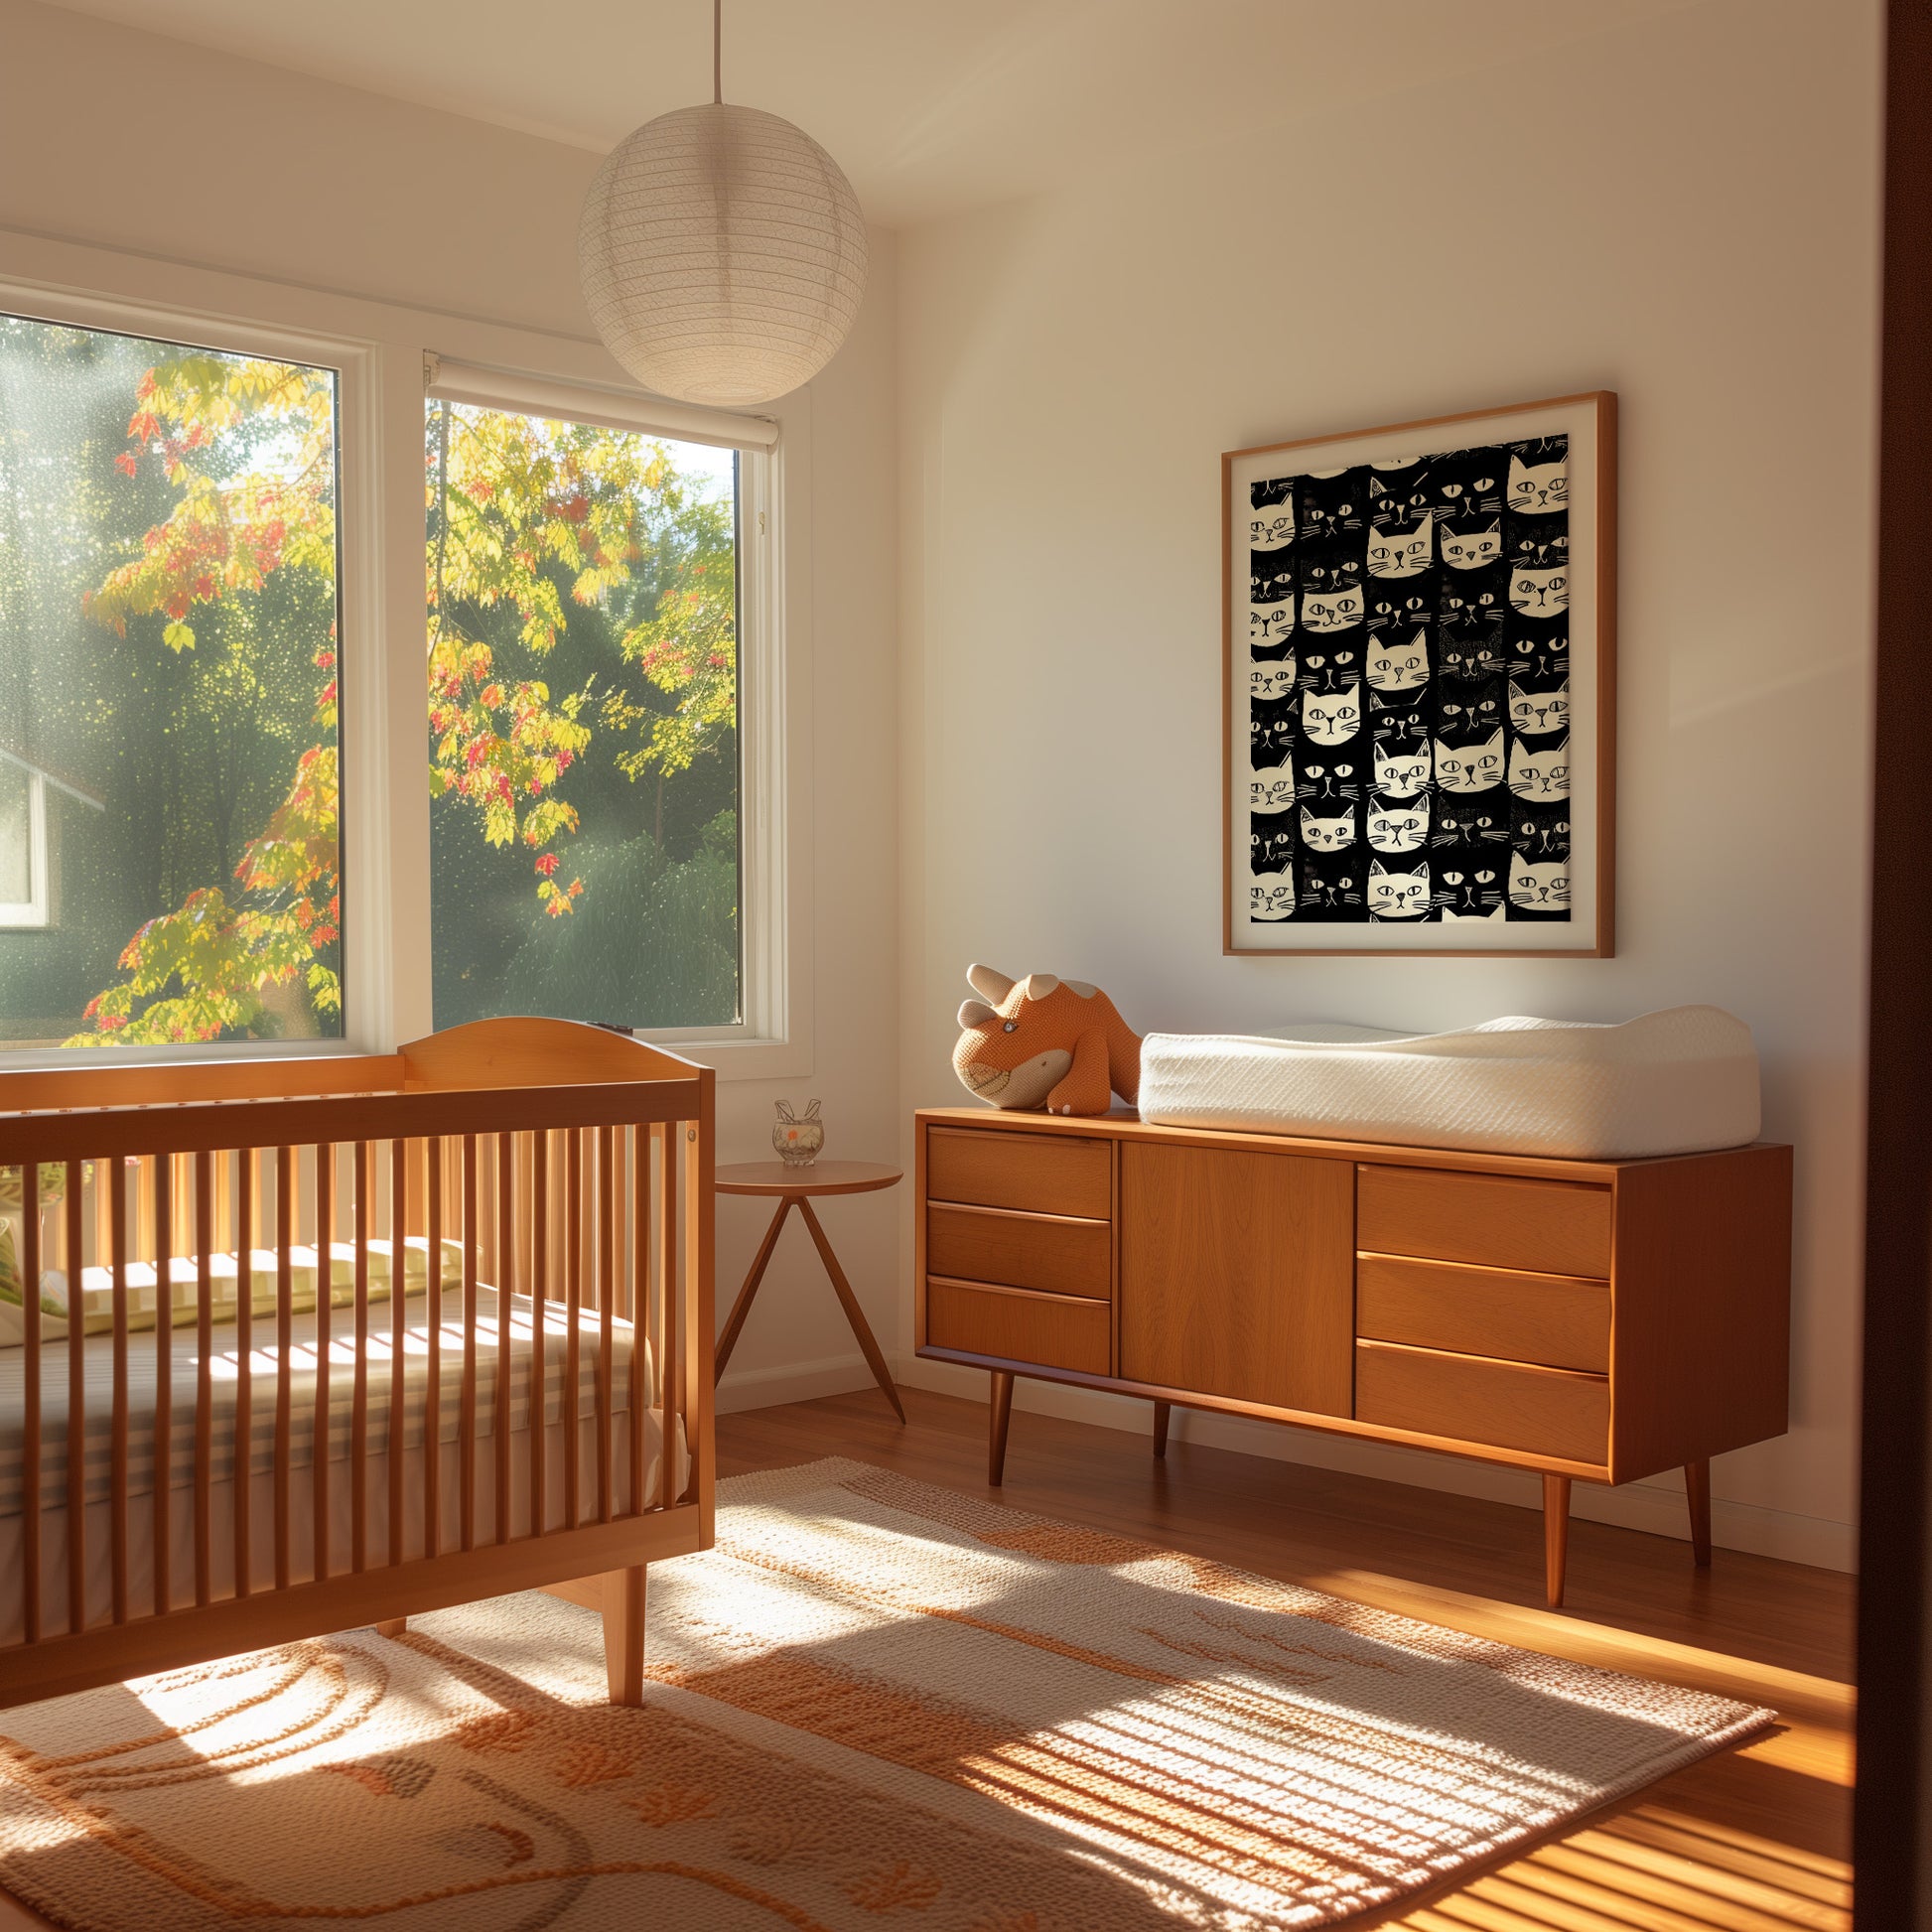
[[1298, 646, 1358, 693], [1509, 681, 1570, 736], [1250, 663, 1297, 705], [1439, 636, 1503, 683], [1518, 814, 1572, 856], [1369, 461, 1429, 526], [1441, 522, 1502, 571], [1507, 452, 1568, 515], [1297, 759, 1360, 803], [1440, 587, 1500, 627], [1250, 879, 1297, 921], [1374, 744, 1431, 798], [1298, 470, 1363, 543], [1434, 798, 1508, 848], [1302, 587, 1364, 632], [1250, 770, 1297, 813], [1510, 631, 1569, 674], [1250, 708, 1296, 766], [1510, 528, 1569, 573], [1367, 858, 1432, 919], [1366, 513, 1435, 580], [1253, 560, 1296, 605], [1508, 737, 1571, 800], [1434, 462, 1501, 516], [1299, 805, 1354, 853], [1367, 630, 1429, 693], [1433, 731, 1504, 794], [1509, 857, 1571, 911], [1439, 865, 1503, 916], [1302, 684, 1362, 746], [1297, 855, 1359, 911], [1248, 500, 1295, 551], [1249, 602, 1295, 648], [1370, 701, 1428, 745], [1509, 566, 1569, 616], [1366, 794, 1430, 854], [1252, 823, 1295, 870], [1439, 693, 1501, 738], [1370, 589, 1431, 631]]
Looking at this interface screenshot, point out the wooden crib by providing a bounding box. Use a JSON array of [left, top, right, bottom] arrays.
[[0, 1018, 713, 1710]]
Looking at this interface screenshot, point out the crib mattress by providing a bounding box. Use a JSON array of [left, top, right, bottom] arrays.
[[0, 1285, 653, 1518], [1136, 1006, 1761, 1160]]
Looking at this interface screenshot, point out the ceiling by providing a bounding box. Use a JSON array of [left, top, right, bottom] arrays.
[[35, 0, 1694, 227]]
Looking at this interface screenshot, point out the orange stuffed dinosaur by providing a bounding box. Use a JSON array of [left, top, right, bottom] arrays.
[[952, 964, 1142, 1117]]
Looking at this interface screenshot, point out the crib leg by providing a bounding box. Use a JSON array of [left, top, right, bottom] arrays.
[[602, 1564, 647, 1706], [375, 1617, 407, 1637]]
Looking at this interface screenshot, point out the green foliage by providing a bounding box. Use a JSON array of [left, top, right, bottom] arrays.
[[48, 348, 740, 1046]]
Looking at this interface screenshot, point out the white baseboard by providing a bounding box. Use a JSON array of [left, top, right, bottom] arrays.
[[714, 1353, 877, 1415], [898, 1357, 1858, 1575]]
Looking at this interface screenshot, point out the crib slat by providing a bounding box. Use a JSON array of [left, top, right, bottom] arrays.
[[655, 1123, 677, 1508], [110, 1163, 130, 1624], [630, 1126, 648, 1517], [274, 1146, 294, 1591], [564, 1130, 583, 1533], [152, 1155, 173, 1617], [314, 1142, 333, 1584], [194, 1152, 213, 1608], [425, 1138, 443, 1561], [529, 1131, 548, 1540], [21, 1164, 41, 1644], [351, 1141, 371, 1574], [235, 1150, 253, 1599], [598, 1124, 615, 1525], [495, 1132, 514, 1545], [388, 1140, 408, 1569], [66, 1167, 85, 1635], [460, 1135, 479, 1554]]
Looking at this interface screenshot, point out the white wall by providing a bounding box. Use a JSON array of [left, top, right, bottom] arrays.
[[896, 0, 1882, 1569], [0, 0, 906, 1406]]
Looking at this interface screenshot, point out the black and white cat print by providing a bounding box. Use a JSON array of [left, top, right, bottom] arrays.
[[1246, 436, 1571, 925]]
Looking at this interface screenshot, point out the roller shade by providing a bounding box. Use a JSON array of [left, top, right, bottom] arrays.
[[423, 354, 779, 452]]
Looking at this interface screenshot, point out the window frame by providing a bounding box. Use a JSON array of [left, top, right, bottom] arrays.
[[0, 758, 49, 930], [0, 245, 811, 1080]]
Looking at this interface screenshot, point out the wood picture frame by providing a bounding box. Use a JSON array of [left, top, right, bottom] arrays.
[[1223, 391, 1617, 957]]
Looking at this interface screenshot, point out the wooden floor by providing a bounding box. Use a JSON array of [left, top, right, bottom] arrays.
[[721, 1386, 1856, 1932], [0, 1384, 1854, 1931]]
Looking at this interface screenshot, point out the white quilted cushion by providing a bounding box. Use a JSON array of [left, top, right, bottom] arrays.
[[1137, 1006, 1760, 1161]]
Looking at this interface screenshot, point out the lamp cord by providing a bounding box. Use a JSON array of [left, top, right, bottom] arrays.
[[714, 0, 722, 102]]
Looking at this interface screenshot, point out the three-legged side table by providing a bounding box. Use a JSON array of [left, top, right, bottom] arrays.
[[714, 1161, 904, 1421]]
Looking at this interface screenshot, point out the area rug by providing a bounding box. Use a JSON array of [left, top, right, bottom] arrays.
[[0, 1456, 1771, 1931]]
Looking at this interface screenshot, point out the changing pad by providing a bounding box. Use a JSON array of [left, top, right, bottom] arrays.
[[1136, 1007, 1760, 1161]]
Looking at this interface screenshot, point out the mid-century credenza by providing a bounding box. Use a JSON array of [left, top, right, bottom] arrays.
[[912, 1107, 1792, 1605]]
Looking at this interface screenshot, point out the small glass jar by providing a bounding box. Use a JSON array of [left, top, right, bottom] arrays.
[[773, 1099, 824, 1167]]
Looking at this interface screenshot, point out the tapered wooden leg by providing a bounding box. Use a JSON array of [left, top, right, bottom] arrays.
[[602, 1563, 647, 1707], [797, 1197, 905, 1422], [714, 1196, 792, 1380], [1685, 1459, 1713, 1568], [1543, 1474, 1572, 1608], [988, 1370, 1015, 1486], [1152, 1400, 1172, 1458], [375, 1617, 407, 1637]]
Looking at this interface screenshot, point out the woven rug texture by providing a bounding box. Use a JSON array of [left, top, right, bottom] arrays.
[[0, 1455, 1770, 1930]]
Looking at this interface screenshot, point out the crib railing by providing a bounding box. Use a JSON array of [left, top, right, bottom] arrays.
[[0, 1019, 714, 1708]]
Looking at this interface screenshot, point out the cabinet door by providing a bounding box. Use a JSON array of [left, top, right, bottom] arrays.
[[1119, 1144, 1354, 1416]]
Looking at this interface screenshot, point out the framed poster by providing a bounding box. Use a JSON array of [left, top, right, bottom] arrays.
[[1224, 392, 1616, 956]]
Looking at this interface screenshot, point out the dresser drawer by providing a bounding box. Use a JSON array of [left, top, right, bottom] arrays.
[[1357, 1166, 1612, 1279], [926, 1279, 1111, 1375], [927, 1202, 1111, 1300], [926, 1126, 1111, 1220], [1355, 1339, 1608, 1464], [1356, 1253, 1610, 1374]]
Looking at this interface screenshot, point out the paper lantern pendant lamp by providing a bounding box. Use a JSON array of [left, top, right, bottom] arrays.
[[579, 5, 869, 410]]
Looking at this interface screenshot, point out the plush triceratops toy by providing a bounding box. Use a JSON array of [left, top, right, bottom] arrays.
[[952, 964, 1142, 1117]]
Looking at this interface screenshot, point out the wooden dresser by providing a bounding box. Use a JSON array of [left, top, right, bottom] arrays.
[[913, 1107, 1792, 1604]]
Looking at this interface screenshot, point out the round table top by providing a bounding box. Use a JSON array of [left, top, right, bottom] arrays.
[[715, 1160, 902, 1197]]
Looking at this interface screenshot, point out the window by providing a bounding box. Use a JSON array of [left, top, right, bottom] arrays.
[[0, 313, 344, 1046], [424, 398, 743, 1032]]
